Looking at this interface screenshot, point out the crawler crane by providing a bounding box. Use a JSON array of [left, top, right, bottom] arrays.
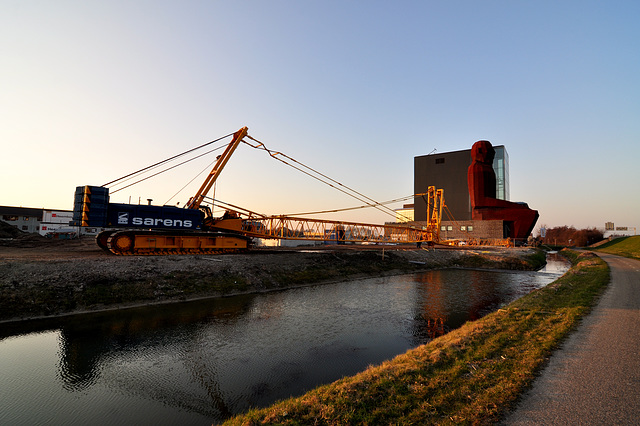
[[71, 127, 444, 255]]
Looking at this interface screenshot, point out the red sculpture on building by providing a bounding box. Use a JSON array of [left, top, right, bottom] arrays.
[[467, 140, 538, 241]]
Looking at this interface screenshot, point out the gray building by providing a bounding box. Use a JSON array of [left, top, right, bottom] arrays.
[[414, 145, 509, 223], [0, 206, 43, 233]]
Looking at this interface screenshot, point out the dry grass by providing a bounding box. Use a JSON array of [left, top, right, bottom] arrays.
[[223, 250, 609, 425]]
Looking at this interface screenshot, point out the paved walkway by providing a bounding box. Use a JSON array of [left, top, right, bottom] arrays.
[[504, 253, 640, 424]]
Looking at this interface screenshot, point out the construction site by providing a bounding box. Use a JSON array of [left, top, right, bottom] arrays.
[[64, 126, 536, 255], [0, 126, 546, 323]]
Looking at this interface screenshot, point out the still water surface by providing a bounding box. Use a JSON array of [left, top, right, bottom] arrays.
[[0, 254, 568, 425]]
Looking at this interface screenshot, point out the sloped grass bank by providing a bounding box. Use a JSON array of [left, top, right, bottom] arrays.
[[223, 250, 609, 425], [594, 235, 640, 261]]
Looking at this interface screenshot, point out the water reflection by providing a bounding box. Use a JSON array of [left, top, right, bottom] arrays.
[[409, 269, 534, 345], [407, 252, 568, 345], [0, 256, 569, 425], [53, 296, 256, 420]]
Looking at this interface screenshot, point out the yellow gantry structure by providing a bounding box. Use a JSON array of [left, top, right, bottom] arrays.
[[208, 185, 446, 245], [184, 126, 445, 246], [240, 215, 435, 244], [425, 186, 444, 243]]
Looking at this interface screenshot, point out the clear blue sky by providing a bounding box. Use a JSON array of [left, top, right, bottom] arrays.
[[2, 1, 638, 232]]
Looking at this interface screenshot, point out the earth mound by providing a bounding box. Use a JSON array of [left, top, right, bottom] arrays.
[[0, 220, 25, 238]]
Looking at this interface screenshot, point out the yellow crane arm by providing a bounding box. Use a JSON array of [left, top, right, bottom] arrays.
[[187, 126, 248, 210], [238, 215, 439, 244], [208, 186, 445, 245]]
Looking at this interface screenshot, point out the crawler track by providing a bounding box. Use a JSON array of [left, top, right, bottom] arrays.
[[98, 230, 251, 255]]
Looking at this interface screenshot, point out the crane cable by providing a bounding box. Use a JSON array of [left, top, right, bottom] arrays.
[[103, 132, 234, 188], [109, 143, 229, 194], [283, 193, 420, 217], [102, 129, 417, 222], [205, 197, 268, 218], [243, 134, 400, 221], [163, 153, 225, 205], [209, 192, 421, 221]]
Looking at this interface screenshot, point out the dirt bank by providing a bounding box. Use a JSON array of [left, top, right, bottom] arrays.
[[0, 234, 545, 323]]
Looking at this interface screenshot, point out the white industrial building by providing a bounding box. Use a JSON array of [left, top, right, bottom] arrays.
[[39, 210, 75, 236], [0, 206, 76, 237]]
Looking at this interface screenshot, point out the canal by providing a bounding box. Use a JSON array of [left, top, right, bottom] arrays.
[[0, 254, 568, 425]]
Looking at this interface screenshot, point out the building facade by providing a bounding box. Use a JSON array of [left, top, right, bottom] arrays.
[[40, 210, 75, 236], [438, 220, 505, 241], [394, 204, 414, 223], [0, 206, 75, 236], [414, 145, 509, 223], [0, 206, 42, 233]]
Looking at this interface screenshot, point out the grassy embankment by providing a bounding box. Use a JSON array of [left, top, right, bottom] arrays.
[[223, 249, 609, 425], [593, 235, 640, 260]]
